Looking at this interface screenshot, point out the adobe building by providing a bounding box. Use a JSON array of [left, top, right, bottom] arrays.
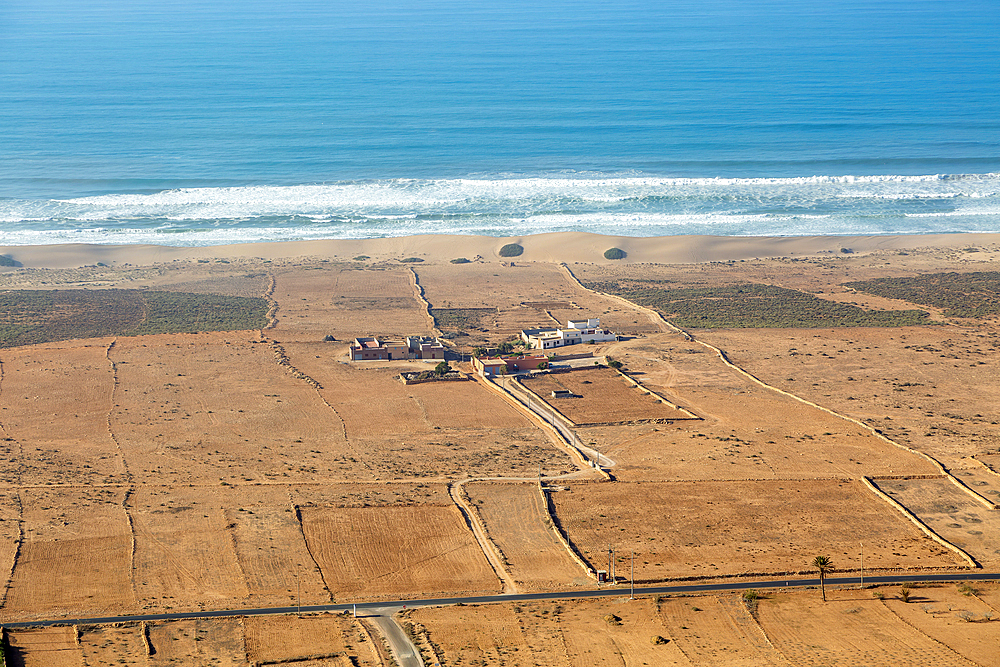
[[350, 336, 446, 361]]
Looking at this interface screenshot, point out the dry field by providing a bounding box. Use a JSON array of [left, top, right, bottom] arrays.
[[283, 349, 573, 478], [413, 262, 659, 348], [877, 477, 1000, 567], [411, 583, 1000, 667], [464, 481, 588, 589], [300, 503, 500, 601], [520, 366, 694, 425], [573, 334, 938, 481], [110, 331, 361, 484], [758, 586, 996, 666], [243, 613, 380, 665], [698, 326, 1000, 469], [272, 265, 432, 342], [0, 339, 128, 486], [2, 486, 134, 621], [550, 480, 962, 581]]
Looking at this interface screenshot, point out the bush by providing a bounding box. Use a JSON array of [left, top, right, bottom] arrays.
[[498, 243, 524, 257], [603, 613, 622, 626], [650, 635, 669, 645], [450, 257, 471, 264], [607, 359, 623, 370], [434, 361, 451, 375], [604, 247, 627, 260], [900, 584, 913, 603], [400, 257, 424, 263], [352, 255, 370, 261]]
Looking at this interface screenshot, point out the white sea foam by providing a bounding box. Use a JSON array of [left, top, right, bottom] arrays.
[[2, 173, 998, 245]]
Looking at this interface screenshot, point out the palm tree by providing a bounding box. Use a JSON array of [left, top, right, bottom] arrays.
[[812, 555, 833, 602]]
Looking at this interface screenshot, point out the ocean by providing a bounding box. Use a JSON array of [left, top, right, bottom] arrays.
[[2, 0, 999, 246]]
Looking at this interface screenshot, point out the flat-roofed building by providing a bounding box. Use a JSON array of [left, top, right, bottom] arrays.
[[521, 318, 618, 350]]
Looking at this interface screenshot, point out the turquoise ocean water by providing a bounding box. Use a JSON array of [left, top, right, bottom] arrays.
[[1, 0, 999, 246]]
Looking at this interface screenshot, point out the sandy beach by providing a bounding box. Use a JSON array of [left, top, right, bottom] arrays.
[[4, 230, 1000, 269]]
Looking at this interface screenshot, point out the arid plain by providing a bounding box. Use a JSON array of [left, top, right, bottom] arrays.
[[1, 232, 999, 665]]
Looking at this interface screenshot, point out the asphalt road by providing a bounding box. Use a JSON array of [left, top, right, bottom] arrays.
[[4, 571, 998, 630]]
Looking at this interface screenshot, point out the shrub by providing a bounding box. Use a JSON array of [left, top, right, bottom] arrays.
[[900, 584, 912, 603], [400, 257, 424, 263], [434, 361, 451, 376], [450, 257, 471, 264], [604, 247, 627, 260], [603, 613, 622, 626], [352, 255, 370, 261], [958, 583, 977, 596], [498, 243, 524, 257], [607, 359, 623, 370], [650, 635, 669, 645]]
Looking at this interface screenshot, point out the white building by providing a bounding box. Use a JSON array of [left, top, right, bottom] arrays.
[[521, 318, 618, 350]]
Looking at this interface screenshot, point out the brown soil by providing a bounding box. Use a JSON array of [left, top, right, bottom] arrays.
[[877, 477, 1000, 568], [243, 613, 379, 665], [520, 366, 692, 424], [300, 504, 501, 601], [4, 626, 81, 667], [464, 481, 588, 589], [551, 479, 962, 581]]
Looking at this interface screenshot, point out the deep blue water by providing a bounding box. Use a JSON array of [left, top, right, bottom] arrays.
[[2, 0, 999, 245]]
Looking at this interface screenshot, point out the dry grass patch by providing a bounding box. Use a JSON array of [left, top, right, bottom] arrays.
[[2, 487, 134, 621], [520, 366, 691, 425], [878, 477, 1000, 567], [551, 480, 962, 581], [243, 614, 378, 666], [464, 481, 588, 589], [300, 504, 500, 601]]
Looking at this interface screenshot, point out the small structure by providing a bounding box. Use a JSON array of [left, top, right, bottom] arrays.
[[472, 354, 548, 377], [350, 336, 446, 361], [521, 318, 618, 351]]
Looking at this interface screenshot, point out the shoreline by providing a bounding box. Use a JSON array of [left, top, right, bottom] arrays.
[[3, 231, 1000, 270]]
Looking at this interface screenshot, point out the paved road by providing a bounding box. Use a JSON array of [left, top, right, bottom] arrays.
[[3, 571, 998, 630], [367, 607, 425, 667]]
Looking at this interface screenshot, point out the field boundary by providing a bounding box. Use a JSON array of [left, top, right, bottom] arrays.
[[474, 376, 606, 478], [562, 262, 998, 510], [292, 505, 335, 603], [448, 480, 516, 594], [262, 272, 278, 330], [862, 477, 979, 568], [875, 597, 987, 666], [0, 492, 24, 609], [407, 267, 441, 337]]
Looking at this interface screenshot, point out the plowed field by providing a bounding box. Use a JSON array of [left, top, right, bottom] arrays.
[[300, 504, 500, 601], [551, 479, 961, 580]]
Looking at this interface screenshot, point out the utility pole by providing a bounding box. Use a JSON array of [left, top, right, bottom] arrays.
[[630, 551, 635, 600], [611, 548, 616, 583], [860, 541, 864, 589]]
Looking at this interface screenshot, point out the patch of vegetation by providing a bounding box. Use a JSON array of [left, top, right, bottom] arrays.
[[450, 257, 471, 264], [845, 271, 1000, 318], [585, 280, 930, 329], [0, 289, 270, 348], [430, 307, 495, 329], [0, 255, 21, 267], [498, 243, 524, 257], [603, 613, 622, 626], [399, 257, 424, 263], [352, 255, 370, 261], [603, 247, 627, 260], [650, 635, 669, 645]]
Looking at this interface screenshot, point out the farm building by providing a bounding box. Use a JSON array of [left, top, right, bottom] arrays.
[[521, 318, 618, 350], [473, 355, 548, 377], [350, 336, 446, 361]]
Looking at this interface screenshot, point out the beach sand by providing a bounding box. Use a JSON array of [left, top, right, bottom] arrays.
[[3, 231, 1000, 269]]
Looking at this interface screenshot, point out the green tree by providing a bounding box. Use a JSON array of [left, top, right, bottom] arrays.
[[472, 347, 485, 358], [812, 556, 833, 602], [434, 361, 451, 376]]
